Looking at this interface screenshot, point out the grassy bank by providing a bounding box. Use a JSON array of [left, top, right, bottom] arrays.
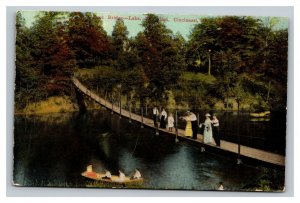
[[15, 95, 104, 115], [15, 96, 78, 115]]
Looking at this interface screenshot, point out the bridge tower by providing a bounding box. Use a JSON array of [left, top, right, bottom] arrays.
[[74, 87, 87, 113]]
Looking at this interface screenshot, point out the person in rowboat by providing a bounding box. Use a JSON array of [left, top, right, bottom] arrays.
[[119, 170, 126, 181], [102, 170, 112, 180], [131, 168, 142, 180], [217, 182, 224, 190]]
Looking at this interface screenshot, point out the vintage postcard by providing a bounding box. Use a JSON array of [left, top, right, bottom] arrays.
[[14, 11, 288, 191]]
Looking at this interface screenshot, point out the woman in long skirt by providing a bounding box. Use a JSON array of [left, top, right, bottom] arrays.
[[203, 113, 213, 143], [160, 108, 167, 128], [182, 112, 193, 137], [185, 120, 193, 137]]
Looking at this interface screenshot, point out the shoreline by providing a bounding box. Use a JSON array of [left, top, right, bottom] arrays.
[[14, 95, 101, 116]]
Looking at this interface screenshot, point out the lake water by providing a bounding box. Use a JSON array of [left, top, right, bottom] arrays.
[[13, 110, 285, 191]]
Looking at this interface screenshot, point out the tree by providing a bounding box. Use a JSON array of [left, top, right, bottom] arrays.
[[16, 11, 33, 90], [30, 12, 61, 75], [264, 29, 288, 110], [15, 12, 38, 108], [188, 16, 263, 75], [29, 11, 76, 96], [187, 17, 222, 74], [111, 18, 129, 64], [67, 12, 110, 67], [134, 14, 185, 104], [187, 16, 284, 110]]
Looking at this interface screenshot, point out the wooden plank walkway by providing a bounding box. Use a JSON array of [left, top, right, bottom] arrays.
[[72, 77, 285, 166]]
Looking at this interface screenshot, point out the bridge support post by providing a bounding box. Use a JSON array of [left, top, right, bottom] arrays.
[[141, 107, 144, 128], [119, 102, 122, 118], [145, 104, 148, 116], [75, 88, 87, 113], [129, 104, 132, 123], [175, 110, 179, 142], [237, 112, 242, 165], [119, 89, 122, 118], [155, 110, 159, 135], [237, 139, 242, 164]]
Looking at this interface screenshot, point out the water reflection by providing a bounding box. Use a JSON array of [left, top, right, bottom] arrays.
[[159, 145, 200, 189], [13, 110, 285, 190]]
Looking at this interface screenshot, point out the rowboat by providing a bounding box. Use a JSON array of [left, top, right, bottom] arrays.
[[250, 111, 270, 118], [81, 166, 143, 184], [81, 171, 143, 184]]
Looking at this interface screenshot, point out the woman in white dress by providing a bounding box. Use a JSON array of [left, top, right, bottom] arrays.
[[203, 113, 213, 144]]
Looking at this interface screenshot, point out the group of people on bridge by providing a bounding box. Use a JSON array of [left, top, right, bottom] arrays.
[[152, 107, 220, 147]]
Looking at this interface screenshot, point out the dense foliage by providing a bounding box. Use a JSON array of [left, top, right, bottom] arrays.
[[15, 12, 288, 112]]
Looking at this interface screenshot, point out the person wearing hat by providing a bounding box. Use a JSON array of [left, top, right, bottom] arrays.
[[212, 115, 220, 146], [203, 113, 213, 144]]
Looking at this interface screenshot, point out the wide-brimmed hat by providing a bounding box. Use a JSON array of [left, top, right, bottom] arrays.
[[205, 113, 211, 117]]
